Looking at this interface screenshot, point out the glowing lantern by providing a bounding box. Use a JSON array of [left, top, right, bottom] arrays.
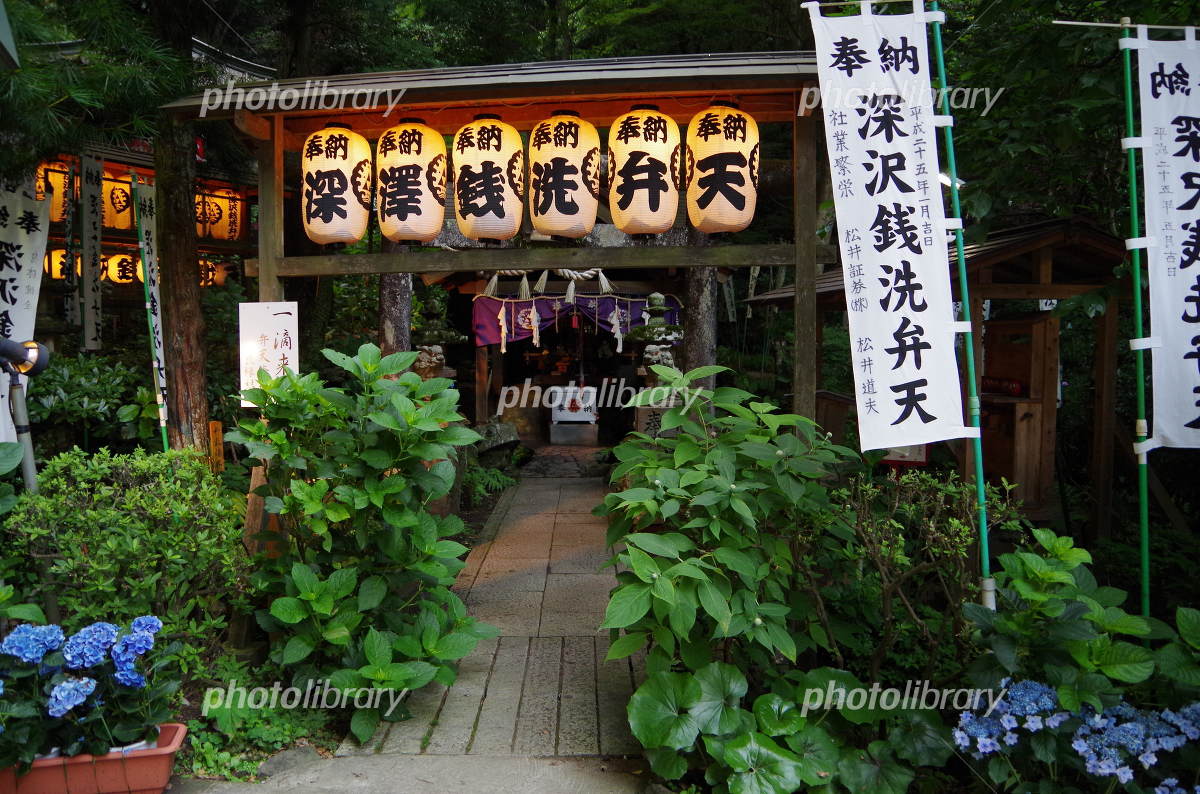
[[685, 103, 759, 234], [36, 162, 73, 223], [43, 249, 81, 280], [104, 252, 143, 284], [199, 258, 230, 287], [196, 187, 246, 241], [375, 118, 447, 243], [527, 111, 600, 239], [452, 114, 524, 242], [102, 168, 135, 230], [607, 105, 682, 236], [301, 123, 373, 245]]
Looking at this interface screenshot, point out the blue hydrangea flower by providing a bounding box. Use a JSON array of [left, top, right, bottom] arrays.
[[110, 631, 155, 670], [47, 677, 97, 718], [61, 623, 119, 669], [130, 616, 163, 635], [0, 624, 64, 664], [1001, 714, 1018, 731], [1005, 679, 1058, 717], [0, 678, 5, 696], [113, 668, 146, 689], [1046, 711, 1069, 729]]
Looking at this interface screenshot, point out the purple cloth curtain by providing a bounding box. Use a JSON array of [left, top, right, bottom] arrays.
[[473, 294, 681, 347]]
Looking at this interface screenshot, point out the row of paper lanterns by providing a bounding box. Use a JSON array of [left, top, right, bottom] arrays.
[[38, 163, 248, 241], [301, 103, 760, 246], [43, 250, 234, 287]]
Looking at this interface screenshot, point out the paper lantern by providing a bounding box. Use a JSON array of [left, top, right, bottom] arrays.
[[36, 162, 73, 223], [199, 258, 230, 287], [607, 105, 681, 236], [196, 187, 246, 241], [104, 252, 143, 284], [376, 118, 447, 243], [528, 111, 600, 239], [43, 249, 80, 280], [452, 114, 524, 242], [301, 123, 373, 245], [102, 168, 134, 230], [685, 102, 758, 234]]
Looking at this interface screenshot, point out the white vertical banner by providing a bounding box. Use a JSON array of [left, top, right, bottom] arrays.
[[807, 1, 970, 451], [80, 156, 104, 351], [0, 179, 51, 442], [132, 178, 169, 430], [239, 302, 298, 406], [1133, 28, 1200, 449]]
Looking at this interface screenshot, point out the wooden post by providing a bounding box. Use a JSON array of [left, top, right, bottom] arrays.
[[207, 421, 225, 472], [792, 109, 818, 418], [1091, 293, 1118, 539], [257, 115, 285, 302], [474, 344, 489, 424]]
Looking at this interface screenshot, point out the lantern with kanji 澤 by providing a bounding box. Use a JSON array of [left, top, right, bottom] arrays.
[[528, 110, 600, 239], [102, 168, 134, 230], [452, 114, 524, 242], [607, 105, 682, 236], [104, 252, 143, 284], [301, 123, 373, 245], [685, 103, 758, 234], [376, 118, 447, 243], [43, 249, 80, 280]]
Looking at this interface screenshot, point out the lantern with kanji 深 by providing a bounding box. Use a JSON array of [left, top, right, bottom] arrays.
[[452, 114, 524, 242], [685, 102, 758, 234], [607, 105, 682, 236], [528, 111, 600, 239], [301, 123, 373, 244], [376, 118, 447, 243]]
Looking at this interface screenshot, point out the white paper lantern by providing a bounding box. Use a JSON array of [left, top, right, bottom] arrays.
[[452, 114, 524, 242], [104, 252, 143, 284], [102, 168, 134, 231], [301, 123, 372, 245], [376, 118, 447, 243], [607, 105, 682, 236], [43, 249, 80, 280], [528, 110, 600, 239], [685, 102, 759, 234]]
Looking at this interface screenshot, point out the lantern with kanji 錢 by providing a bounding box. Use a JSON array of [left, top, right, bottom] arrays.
[[301, 123, 373, 245], [104, 252, 143, 284], [528, 111, 600, 239], [43, 249, 80, 280], [102, 168, 134, 230], [452, 114, 524, 242], [376, 118, 447, 243], [607, 105, 682, 236], [685, 103, 758, 234]]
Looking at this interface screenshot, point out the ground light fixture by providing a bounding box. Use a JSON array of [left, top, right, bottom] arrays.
[[0, 338, 51, 495]]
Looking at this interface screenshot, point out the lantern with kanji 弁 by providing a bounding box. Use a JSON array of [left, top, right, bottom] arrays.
[[685, 103, 758, 234], [199, 258, 231, 287], [376, 118, 447, 243], [452, 114, 524, 242], [104, 252, 143, 284], [301, 123, 373, 245], [196, 186, 246, 241], [607, 105, 682, 236], [528, 111, 600, 239], [101, 167, 135, 230], [43, 249, 80, 280], [36, 161, 74, 223]]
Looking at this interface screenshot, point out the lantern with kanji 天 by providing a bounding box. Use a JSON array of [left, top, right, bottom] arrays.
[[101, 167, 135, 230], [685, 102, 758, 234], [104, 252, 143, 284], [43, 249, 80, 280], [528, 111, 600, 239], [607, 105, 681, 236], [452, 114, 524, 242], [301, 123, 373, 245], [376, 118, 447, 243], [36, 161, 73, 223]]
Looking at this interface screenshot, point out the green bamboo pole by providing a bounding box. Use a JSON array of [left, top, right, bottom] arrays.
[[929, 2, 992, 600], [130, 175, 170, 452], [1119, 18, 1152, 619]]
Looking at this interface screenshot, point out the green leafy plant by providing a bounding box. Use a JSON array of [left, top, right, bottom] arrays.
[[27, 354, 139, 453], [230, 343, 497, 744], [462, 461, 515, 507], [1156, 607, 1200, 691], [117, 385, 166, 444]]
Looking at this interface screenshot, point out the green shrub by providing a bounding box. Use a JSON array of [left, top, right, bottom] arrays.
[[0, 447, 250, 674], [462, 461, 515, 507], [27, 354, 140, 454]]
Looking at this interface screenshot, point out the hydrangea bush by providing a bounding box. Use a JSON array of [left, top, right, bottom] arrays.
[[0, 616, 179, 774]]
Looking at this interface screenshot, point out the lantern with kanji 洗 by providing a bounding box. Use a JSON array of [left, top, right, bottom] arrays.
[[452, 114, 524, 242], [376, 118, 447, 243], [37, 161, 73, 223], [685, 102, 759, 234], [43, 249, 80, 280], [104, 252, 143, 284], [102, 168, 134, 230], [528, 110, 600, 239], [196, 187, 246, 241], [301, 123, 373, 245], [199, 258, 230, 287], [607, 105, 682, 236]]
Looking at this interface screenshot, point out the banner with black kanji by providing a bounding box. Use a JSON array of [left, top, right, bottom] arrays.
[[132, 179, 169, 432], [808, 2, 971, 451], [0, 178, 50, 442], [1132, 28, 1200, 449]]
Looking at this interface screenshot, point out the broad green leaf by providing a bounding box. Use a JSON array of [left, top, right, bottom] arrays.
[[628, 672, 702, 750], [697, 580, 731, 629], [606, 632, 648, 661], [431, 631, 477, 661], [364, 627, 393, 668], [290, 563, 321, 598], [0, 443, 24, 475], [601, 583, 652, 629], [888, 710, 954, 768], [753, 693, 804, 737], [836, 741, 914, 794], [723, 732, 805, 794], [327, 567, 358, 601], [691, 661, 749, 734], [1095, 640, 1154, 682], [269, 596, 308, 624], [784, 723, 841, 787], [350, 707, 380, 745], [1178, 607, 1200, 649], [358, 576, 389, 611], [2, 603, 46, 624], [1156, 643, 1200, 686], [281, 635, 315, 664], [626, 546, 660, 583], [714, 547, 759, 583], [645, 747, 688, 780], [625, 533, 685, 558]]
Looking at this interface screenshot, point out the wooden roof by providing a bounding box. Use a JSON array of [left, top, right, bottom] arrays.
[[164, 51, 818, 143]]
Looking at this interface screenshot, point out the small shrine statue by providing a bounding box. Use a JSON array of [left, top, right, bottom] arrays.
[[643, 344, 674, 370], [414, 344, 446, 380]]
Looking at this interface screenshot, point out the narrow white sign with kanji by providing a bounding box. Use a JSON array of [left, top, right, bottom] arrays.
[[0, 178, 50, 441]]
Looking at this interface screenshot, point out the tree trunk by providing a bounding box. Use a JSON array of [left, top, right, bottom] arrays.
[[682, 266, 718, 390], [379, 241, 412, 354]]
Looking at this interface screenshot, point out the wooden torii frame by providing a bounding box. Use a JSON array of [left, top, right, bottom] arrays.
[[163, 52, 835, 415]]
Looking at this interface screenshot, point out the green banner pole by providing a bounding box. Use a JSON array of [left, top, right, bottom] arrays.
[[1119, 18, 1152, 619], [130, 175, 170, 453], [929, 1, 992, 604]]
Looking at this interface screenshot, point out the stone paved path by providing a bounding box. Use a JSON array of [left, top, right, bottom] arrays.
[[521, 444, 611, 478]]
